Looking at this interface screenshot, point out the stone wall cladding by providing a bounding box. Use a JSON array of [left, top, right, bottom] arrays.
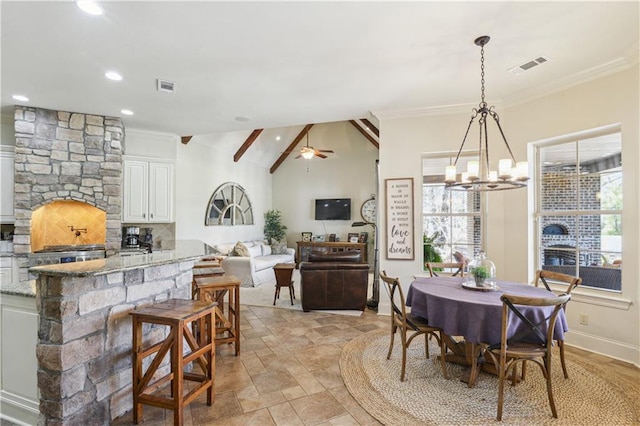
[[540, 170, 602, 265], [13, 106, 124, 255], [36, 261, 194, 425]]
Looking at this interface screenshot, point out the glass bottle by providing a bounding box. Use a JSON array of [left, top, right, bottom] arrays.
[[468, 251, 496, 288]]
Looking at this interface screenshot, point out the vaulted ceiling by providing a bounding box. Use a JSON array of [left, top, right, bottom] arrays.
[[2, 1, 638, 142]]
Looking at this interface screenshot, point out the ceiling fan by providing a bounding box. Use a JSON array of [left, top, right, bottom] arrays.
[[294, 133, 334, 159]]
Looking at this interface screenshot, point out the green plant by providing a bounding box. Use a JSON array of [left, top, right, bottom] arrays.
[[264, 210, 287, 242], [471, 266, 489, 279], [423, 232, 443, 267]]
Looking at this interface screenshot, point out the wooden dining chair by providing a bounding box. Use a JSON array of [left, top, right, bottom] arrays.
[[425, 262, 465, 278], [380, 270, 448, 381], [482, 293, 571, 421], [534, 269, 582, 378]]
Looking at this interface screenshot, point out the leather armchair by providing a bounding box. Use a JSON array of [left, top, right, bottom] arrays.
[[299, 251, 369, 312]]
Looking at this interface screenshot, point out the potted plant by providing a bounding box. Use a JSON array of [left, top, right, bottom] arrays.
[[471, 265, 489, 287], [264, 209, 287, 243], [423, 232, 443, 270]]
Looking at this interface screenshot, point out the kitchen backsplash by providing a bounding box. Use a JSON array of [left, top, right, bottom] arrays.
[[121, 222, 175, 249], [31, 200, 106, 251]]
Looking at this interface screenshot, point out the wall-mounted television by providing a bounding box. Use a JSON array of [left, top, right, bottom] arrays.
[[315, 198, 351, 221]]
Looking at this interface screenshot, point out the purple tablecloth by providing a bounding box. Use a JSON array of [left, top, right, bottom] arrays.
[[406, 276, 568, 345]]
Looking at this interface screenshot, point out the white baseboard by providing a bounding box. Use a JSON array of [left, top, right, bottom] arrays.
[[565, 330, 640, 367]]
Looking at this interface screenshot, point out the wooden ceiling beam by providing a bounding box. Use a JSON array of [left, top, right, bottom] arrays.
[[349, 120, 379, 149], [360, 118, 379, 137], [270, 123, 314, 174], [234, 129, 264, 162], [181, 136, 193, 144]]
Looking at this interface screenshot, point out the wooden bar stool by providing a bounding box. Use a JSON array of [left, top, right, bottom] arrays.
[[194, 275, 241, 356], [192, 261, 225, 299], [130, 299, 215, 425]]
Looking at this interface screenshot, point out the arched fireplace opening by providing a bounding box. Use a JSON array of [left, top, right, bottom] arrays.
[[31, 200, 106, 252], [542, 223, 569, 235]]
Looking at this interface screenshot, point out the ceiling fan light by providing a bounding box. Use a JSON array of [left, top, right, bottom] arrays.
[[301, 150, 314, 160]]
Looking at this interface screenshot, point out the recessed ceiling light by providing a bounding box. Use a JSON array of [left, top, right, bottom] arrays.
[[234, 116, 250, 122], [121, 109, 134, 116], [12, 94, 29, 102], [105, 71, 123, 81], [276, 136, 281, 141], [76, 1, 103, 16]]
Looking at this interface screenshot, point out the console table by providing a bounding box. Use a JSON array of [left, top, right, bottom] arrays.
[[296, 241, 368, 265]]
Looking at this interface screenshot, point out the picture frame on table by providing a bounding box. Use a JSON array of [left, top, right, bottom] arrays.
[[301, 232, 312, 242], [359, 232, 368, 243], [313, 235, 326, 242], [348, 232, 359, 243], [329, 233, 336, 242]]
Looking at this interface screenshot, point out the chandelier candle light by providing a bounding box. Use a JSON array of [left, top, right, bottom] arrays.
[[445, 36, 529, 191]]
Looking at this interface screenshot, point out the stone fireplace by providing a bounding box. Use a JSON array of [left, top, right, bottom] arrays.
[[13, 106, 124, 256]]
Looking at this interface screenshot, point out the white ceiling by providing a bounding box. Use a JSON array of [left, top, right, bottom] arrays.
[[1, 1, 638, 139]]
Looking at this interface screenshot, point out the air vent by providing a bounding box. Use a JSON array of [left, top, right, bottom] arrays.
[[156, 79, 175, 93], [508, 56, 550, 75]]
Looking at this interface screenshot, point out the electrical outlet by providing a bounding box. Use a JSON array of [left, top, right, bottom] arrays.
[[579, 313, 589, 325]]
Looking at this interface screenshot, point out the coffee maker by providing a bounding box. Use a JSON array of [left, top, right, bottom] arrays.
[[123, 226, 140, 248]]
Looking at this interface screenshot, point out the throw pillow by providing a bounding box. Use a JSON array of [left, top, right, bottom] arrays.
[[271, 239, 287, 255], [262, 244, 272, 256], [247, 245, 262, 258], [233, 241, 250, 257]]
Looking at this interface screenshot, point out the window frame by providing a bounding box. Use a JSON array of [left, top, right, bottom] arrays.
[[532, 127, 622, 293], [422, 153, 487, 270]]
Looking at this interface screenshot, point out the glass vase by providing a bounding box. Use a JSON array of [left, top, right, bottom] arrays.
[[468, 251, 496, 288]]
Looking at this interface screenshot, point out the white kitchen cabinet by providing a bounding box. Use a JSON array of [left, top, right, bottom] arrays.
[[0, 294, 39, 425], [123, 158, 174, 223], [0, 148, 15, 223]]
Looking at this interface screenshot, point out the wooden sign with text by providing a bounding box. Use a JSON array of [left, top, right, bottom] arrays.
[[385, 177, 414, 260]]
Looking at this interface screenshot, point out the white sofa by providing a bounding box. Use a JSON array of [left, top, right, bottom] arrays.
[[213, 240, 295, 287]]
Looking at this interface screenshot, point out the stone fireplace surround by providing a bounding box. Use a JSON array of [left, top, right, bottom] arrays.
[[13, 106, 124, 257]]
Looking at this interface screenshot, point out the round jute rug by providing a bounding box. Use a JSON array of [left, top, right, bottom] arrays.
[[340, 328, 639, 425]]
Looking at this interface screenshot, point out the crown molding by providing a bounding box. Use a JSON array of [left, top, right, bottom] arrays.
[[374, 50, 638, 122], [126, 127, 179, 138], [373, 101, 505, 121], [504, 54, 638, 108]]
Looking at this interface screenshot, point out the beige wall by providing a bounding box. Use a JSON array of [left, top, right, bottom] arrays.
[[377, 65, 639, 365], [272, 121, 379, 258]]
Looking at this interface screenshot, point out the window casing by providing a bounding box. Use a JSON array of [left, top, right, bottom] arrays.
[[534, 130, 622, 292], [422, 155, 484, 269]]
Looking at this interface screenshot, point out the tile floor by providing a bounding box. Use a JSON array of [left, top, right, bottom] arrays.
[[109, 303, 639, 425], [113, 305, 388, 425]]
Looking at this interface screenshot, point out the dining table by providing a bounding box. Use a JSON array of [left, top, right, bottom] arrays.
[[406, 276, 569, 387]]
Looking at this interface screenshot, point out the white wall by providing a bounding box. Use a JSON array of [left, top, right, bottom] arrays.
[[272, 121, 379, 253], [175, 132, 273, 246], [377, 65, 639, 365]]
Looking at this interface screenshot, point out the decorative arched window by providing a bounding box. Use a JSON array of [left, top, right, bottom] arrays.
[[205, 182, 254, 226]]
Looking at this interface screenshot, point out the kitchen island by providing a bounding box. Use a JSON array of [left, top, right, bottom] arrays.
[[2, 240, 214, 425]]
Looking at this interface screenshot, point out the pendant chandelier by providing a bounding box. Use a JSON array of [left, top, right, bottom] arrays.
[[445, 36, 528, 191]]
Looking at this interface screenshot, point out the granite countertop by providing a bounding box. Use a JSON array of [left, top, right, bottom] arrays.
[[28, 240, 215, 278], [1, 279, 36, 297]]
